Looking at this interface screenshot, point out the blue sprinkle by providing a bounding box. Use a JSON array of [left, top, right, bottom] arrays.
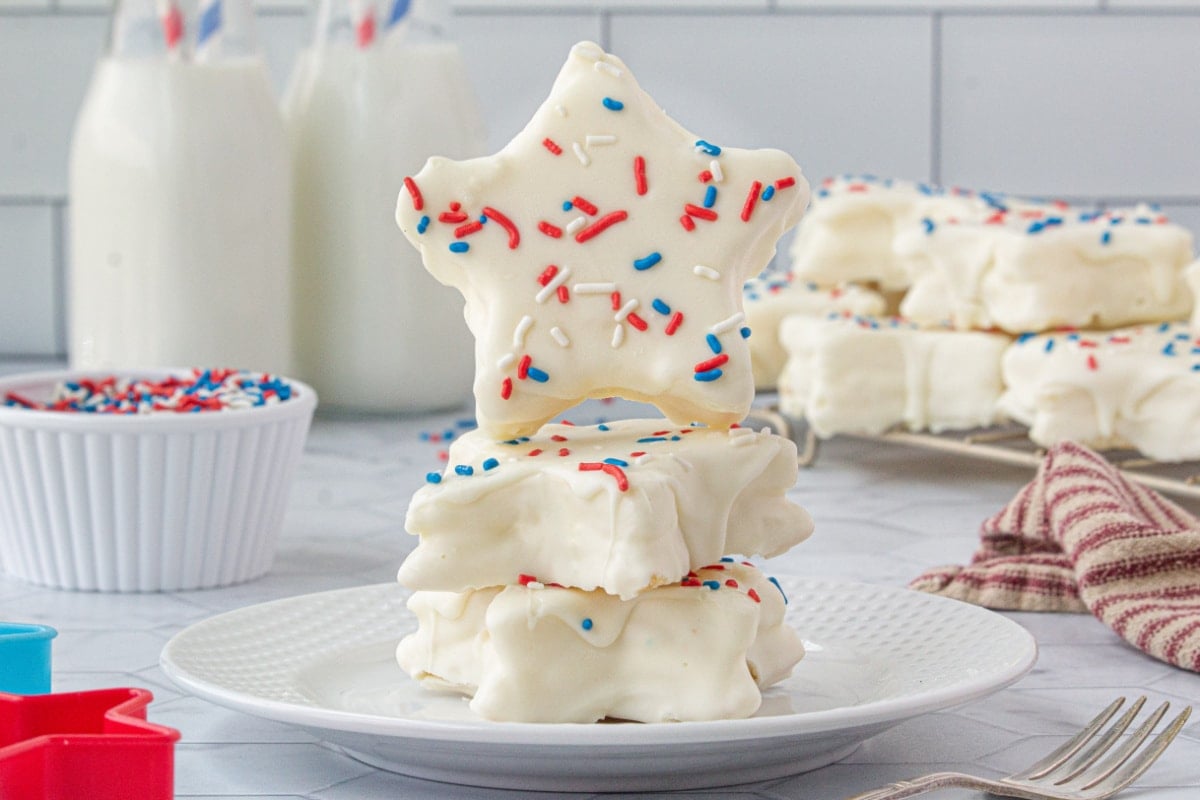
[[706, 333, 722, 354], [1193, 364, 1200, 372], [817, 188, 829, 198], [694, 139, 721, 156], [598, 423, 610, 431], [703, 185, 717, 208], [740, 326, 752, 339], [1178, 332, 1191, 340], [1158, 322, 1172, 333], [633, 252, 662, 271], [502, 439, 521, 445], [416, 215, 430, 234], [562, 200, 573, 211], [768, 576, 788, 604], [1066, 333, 1080, 342], [1017, 332, 1036, 344], [387, 0, 411, 27], [703, 580, 721, 590], [720, 556, 735, 563], [425, 472, 442, 484], [761, 185, 776, 202], [637, 436, 668, 443], [581, 617, 594, 631], [671, 435, 681, 441], [603, 457, 629, 467], [443, 429, 455, 440], [652, 298, 671, 315], [519, 437, 531, 443], [694, 369, 723, 382], [482, 457, 500, 471], [602, 97, 624, 111], [1164, 342, 1177, 356], [1027, 221, 1045, 234], [1045, 339, 1056, 353], [454, 464, 474, 476], [922, 217, 935, 235], [457, 418, 477, 429], [449, 241, 469, 253], [526, 367, 550, 383], [479, 214, 487, 223]]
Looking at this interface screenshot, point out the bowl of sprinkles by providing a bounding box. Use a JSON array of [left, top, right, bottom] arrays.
[[0, 368, 317, 592]]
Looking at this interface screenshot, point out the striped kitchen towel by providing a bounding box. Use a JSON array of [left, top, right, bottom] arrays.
[[911, 441, 1200, 672]]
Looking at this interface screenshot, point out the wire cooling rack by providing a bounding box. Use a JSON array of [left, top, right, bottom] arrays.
[[745, 405, 1200, 502]]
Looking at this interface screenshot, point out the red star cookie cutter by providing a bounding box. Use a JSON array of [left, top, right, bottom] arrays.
[[0, 687, 179, 800]]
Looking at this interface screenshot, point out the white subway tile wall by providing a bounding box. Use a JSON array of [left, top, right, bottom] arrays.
[[1, 1, 1198, 355]]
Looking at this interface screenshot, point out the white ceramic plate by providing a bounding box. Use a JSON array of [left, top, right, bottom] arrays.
[[160, 579, 1036, 792]]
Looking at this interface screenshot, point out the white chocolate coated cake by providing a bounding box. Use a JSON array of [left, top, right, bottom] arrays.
[[402, 418, 812, 599], [999, 323, 1200, 461], [397, 561, 803, 723], [743, 273, 885, 389], [896, 204, 1195, 333], [396, 42, 809, 440], [779, 313, 1009, 437]]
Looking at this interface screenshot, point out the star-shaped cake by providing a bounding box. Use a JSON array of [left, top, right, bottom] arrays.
[[396, 41, 809, 439]]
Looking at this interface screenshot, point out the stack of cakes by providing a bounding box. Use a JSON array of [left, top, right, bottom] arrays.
[[773, 174, 1200, 460], [390, 42, 815, 723]]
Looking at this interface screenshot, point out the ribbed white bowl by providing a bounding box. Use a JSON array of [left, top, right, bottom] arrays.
[[0, 370, 317, 592]]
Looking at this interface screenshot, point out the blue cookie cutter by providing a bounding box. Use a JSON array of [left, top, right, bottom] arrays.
[[0, 623, 56, 694]]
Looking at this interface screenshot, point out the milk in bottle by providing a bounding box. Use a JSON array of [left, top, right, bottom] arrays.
[[284, 0, 485, 412], [69, 0, 292, 374]]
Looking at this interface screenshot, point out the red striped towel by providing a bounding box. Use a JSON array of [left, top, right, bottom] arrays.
[[910, 441, 1200, 672]]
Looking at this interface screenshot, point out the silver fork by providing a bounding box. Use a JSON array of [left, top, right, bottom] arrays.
[[846, 697, 1192, 800]]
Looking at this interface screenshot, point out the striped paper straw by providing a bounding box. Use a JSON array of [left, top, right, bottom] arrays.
[[157, 0, 185, 56], [194, 0, 223, 59], [353, 0, 376, 48], [384, 0, 410, 29]]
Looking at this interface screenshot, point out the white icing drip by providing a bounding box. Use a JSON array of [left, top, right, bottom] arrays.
[[694, 265, 721, 280]]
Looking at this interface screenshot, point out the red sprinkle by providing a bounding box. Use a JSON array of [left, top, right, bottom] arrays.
[[402, 177, 424, 210], [627, 313, 648, 332], [774, 176, 796, 190], [1087, 354, 1099, 371], [572, 196, 599, 216], [694, 354, 729, 372], [578, 462, 629, 492], [542, 137, 563, 155], [684, 203, 718, 222], [518, 573, 538, 585], [679, 214, 696, 232], [741, 180, 763, 222], [557, 285, 570, 303], [558, 448, 570, 457], [517, 355, 532, 380], [611, 291, 622, 311], [550, 434, 569, 442], [634, 156, 648, 196], [528, 448, 543, 456], [747, 588, 761, 603], [629, 451, 646, 457], [725, 579, 739, 588], [482, 206, 521, 249], [538, 264, 559, 286], [664, 311, 684, 335], [698, 170, 713, 183], [500, 377, 513, 400], [439, 210, 469, 224], [454, 220, 483, 238], [538, 221, 563, 238], [576, 210, 628, 243]]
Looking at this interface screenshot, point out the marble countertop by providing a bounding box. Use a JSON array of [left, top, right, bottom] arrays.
[[2, 360, 1198, 799]]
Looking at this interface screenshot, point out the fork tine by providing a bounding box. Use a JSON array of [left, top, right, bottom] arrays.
[[1011, 697, 1125, 780], [1046, 697, 1147, 784], [1081, 705, 1192, 795], [1064, 700, 1167, 789]]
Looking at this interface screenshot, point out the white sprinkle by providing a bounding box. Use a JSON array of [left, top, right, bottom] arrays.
[[711, 312, 746, 335], [693, 265, 721, 281], [574, 282, 617, 294], [555, 104, 568, 117], [550, 326, 570, 347], [611, 324, 625, 348], [572, 142, 590, 166], [512, 315, 534, 348], [730, 433, 756, 447], [528, 580, 546, 590], [586, 134, 617, 147], [614, 298, 639, 322], [594, 60, 622, 78], [632, 453, 654, 467], [535, 266, 572, 304], [710, 159, 724, 183], [566, 216, 588, 235], [497, 353, 517, 370]]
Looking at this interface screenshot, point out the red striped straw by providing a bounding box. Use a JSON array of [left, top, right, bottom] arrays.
[[157, 0, 184, 54], [353, 0, 376, 48]]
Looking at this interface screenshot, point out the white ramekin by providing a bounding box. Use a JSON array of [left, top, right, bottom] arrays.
[[0, 369, 316, 592]]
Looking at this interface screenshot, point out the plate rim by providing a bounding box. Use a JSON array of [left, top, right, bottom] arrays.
[[159, 578, 1038, 747]]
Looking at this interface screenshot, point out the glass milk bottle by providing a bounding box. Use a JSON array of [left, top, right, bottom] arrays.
[[69, 0, 292, 374], [284, 0, 485, 412]]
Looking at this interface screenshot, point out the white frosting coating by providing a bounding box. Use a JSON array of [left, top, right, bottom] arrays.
[[743, 272, 885, 389], [778, 314, 1009, 437], [896, 205, 1195, 332], [998, 323, 1200, 461], [402, 418, 813, 599], [396, 561, 804, 723], [395, 41, 809, 439], [788, 175, 995, 290], [1186, 260, 1200, 329]]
